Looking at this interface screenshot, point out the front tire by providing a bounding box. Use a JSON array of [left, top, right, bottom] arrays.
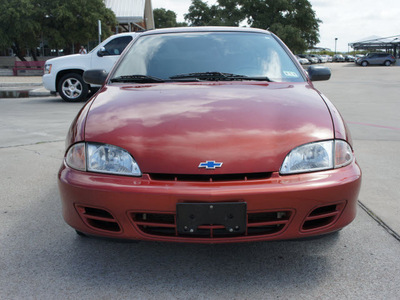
[[58, 73, 88, 102], [361, 61, 368, 67]]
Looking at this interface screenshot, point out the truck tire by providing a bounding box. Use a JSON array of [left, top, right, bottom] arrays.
[[58, 73, 88, 102]]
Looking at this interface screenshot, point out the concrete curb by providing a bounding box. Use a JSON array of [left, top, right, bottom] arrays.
[[0, 82, 42, 87], [0, 85, 52, 98], [29, 87, 52, 97]]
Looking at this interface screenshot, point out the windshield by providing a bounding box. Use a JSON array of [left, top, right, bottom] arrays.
[[111, 31, 305, 83]]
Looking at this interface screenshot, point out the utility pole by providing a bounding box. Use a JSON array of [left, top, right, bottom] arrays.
[[335, 38, 338, 54], [98, 20, 102, 44]]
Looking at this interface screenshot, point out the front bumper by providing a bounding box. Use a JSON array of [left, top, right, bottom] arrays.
[[42, 73, 56, 92], [58, 161, 361, 243]]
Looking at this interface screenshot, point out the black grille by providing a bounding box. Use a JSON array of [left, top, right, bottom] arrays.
[[301, 202, 345, 231], [149, 172, 272, 182], [76, 205, 121, 233], [131, 210, 293, 238]]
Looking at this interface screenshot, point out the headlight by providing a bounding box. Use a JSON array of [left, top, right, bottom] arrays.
[[65, 142, 142, 176], [44, 64, 52, 74], [280, 140, 353, 175], [87, 143, 141, 176]]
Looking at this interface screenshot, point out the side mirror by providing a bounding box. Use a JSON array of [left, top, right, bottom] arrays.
[[83, 69, 108, 85], [307, 66, 331, 81], [97, 47, 109, 57]]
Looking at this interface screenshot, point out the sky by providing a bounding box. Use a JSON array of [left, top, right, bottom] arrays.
[[152, 0, 400, 52]]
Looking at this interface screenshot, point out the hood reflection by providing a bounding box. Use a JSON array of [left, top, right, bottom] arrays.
[[85, 82, 333, 174]]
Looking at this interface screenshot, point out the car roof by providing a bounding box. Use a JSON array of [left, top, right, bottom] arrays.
[[111, 32, 139, 37], [100, 32, 139, 44], [141, 26, 272, 36]]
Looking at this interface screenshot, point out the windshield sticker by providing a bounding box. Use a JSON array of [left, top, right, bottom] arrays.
[[283, 71, 299, 77]]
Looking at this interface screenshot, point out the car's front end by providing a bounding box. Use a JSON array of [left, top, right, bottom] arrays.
[[296, 56, 310, 65], [318, 55, 328, 63], [59, 153, 360, 243], [43, 54, 90, 92], [307, 56, 319, 64], [334, 55, 345, 62], [58, 27, 361, 243]]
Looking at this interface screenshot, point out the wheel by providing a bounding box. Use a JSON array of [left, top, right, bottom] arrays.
[[384, 60, 392, 66], [361, 61, 368, 67], [57, 73, 88, 102]]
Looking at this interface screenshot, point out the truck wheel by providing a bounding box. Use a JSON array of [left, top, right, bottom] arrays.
[[58, 73, 88, 102]]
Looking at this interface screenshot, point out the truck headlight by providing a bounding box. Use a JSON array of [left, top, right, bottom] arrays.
[[44, 64, 52, 74]]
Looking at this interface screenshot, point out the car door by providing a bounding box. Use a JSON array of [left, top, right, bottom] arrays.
[[376, 54, 387, 64], [91, 35, 134, 72], [368, 54, 380, 65]]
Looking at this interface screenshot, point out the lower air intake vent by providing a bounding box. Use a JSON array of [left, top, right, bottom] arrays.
[[75, 205, 121, 233], [301, 202, 346, 231]]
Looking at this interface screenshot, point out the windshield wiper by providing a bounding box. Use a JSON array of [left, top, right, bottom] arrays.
[[169, 72, 271, 82], [110, 75, 165, 83]]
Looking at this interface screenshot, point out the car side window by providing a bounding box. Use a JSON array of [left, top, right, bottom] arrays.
[[104, 36, 133, 55]]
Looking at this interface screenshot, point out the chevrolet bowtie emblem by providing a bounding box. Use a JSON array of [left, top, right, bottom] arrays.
[[198, 161, 223, 170]]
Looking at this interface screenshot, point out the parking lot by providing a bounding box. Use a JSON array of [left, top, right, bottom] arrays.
[[0, 63, 399, 299]]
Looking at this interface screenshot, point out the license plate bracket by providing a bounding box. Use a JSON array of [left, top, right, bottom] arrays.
[[176, 202, 247, 235]]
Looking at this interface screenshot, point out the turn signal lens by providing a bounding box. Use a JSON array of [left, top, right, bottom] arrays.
[[66, 143, 86, 171], [44, 64, 52, 74], [335, 140, 353, 168]]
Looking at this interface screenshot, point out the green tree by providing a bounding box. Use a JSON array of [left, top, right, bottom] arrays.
[[242, 0, 321, 52], [185, 0, 216, 26], [0, 0, 117, 60], [40, 0, 117, 54], [0, 0, 42, 61], [185, 0, 243, 26], [184, 0, 321, 53], [213, 0, 245, 26], [154, 8, 187, 28]]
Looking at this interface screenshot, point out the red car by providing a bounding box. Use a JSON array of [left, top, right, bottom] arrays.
[[58, 27, 361, 243]]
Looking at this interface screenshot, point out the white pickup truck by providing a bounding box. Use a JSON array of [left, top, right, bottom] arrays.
[[43, 32, 138, 102]]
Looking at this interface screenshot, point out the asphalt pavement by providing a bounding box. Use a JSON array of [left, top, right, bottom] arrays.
[[312, 63, 400, 239], [0, 64, 399, 299]]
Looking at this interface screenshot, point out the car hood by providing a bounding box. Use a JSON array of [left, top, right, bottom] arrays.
[[85, 82, 333, 174], [45, 54, 90, 67]]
